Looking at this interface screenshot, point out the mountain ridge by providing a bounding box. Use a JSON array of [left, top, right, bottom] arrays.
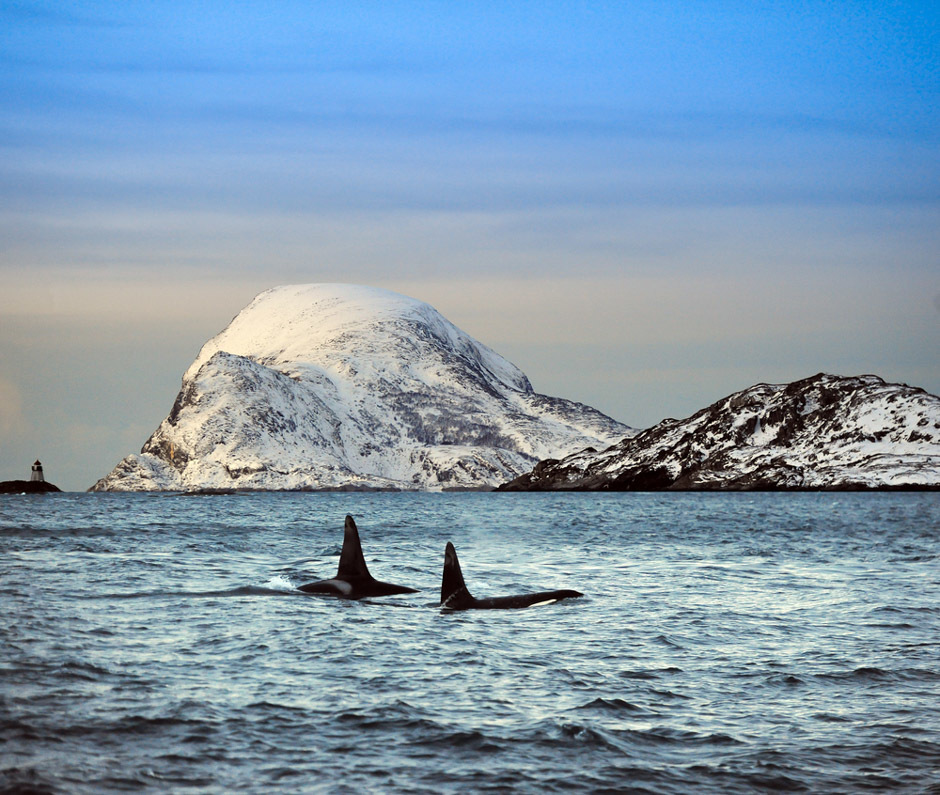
[[498, 373, 940, 491]]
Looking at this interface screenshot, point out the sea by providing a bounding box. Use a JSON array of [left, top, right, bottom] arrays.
[[1, 491, 938, 794]]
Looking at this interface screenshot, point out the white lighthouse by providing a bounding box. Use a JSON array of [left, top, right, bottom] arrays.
[[30, 460, 44, 482]]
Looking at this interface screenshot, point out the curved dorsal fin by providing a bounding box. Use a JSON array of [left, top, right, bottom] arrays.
[[441, 542, 475, 609], [337, 515, 372, 579]]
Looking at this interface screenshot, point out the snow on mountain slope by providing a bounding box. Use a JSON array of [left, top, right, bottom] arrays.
[[499, 373, 940, 491], [92, 284, 633, 491]]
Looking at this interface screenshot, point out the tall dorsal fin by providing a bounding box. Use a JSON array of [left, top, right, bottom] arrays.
[[336, 515, 372, 579], [441, 542, 475, 609]]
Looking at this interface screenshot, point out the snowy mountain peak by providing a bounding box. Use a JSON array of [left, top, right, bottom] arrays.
[[93, 284, 631, 492], [184, 284, 533, 394]]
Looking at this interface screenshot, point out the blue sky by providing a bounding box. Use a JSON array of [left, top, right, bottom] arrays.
[[1, 1, 938, 490]]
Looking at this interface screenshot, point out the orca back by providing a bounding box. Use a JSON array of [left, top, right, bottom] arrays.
[[470, 589, 584, 610], [298, 515, 418, 598], [440, 541, 583, 610]]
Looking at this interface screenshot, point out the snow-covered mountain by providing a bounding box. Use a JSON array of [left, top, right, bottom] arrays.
[[499, 373, 940, 491], [92, 284, 633, 491]]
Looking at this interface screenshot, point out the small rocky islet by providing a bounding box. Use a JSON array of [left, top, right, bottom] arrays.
[[0, 460, 61, 494]]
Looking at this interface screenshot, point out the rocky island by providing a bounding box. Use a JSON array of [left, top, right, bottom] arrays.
[[1, 460, 62, 494], [499, 373, 940, 491], [92, 284, 632, 491]]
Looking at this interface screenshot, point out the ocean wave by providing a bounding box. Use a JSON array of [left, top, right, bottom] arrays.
[[82, 584, 299, 600], [406, 728, 504, 753], [649, 688, 692, 701], [0, 765, 58, 795], [56, 660, 116, 682], [574, 697, 651, 714], [529, 719, 746, 755], [764, 673, 805, 686], [618, 667, 683, 680], [0, 718, 45, 742], [814, 666, 940, 684], [4, 659, 120, 684], [653, 634, 684, 649], [870, 604, 940, 615]]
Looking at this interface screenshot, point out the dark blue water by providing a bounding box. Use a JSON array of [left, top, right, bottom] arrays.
[[2, 492, 938, 793]]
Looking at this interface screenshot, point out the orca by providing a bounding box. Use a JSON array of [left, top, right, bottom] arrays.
[[298, 515, 418, 599], [440, 541, 583, 610]]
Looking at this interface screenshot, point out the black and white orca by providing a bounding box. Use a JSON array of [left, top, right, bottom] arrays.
[[440, 541, 583, 610], [298, 515, 418, 599]]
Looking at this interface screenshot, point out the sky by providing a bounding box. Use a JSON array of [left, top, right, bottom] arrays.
[[1, 0, 938, 491]]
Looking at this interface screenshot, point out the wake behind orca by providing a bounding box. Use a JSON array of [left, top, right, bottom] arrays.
[[440, 541, 583, 610], [298, 515, 418, 599]]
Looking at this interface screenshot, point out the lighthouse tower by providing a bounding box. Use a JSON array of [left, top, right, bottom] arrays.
[[30, 460, 44, 482]]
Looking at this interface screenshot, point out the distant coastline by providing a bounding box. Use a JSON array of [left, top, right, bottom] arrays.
[[81, 482, 940, 495], [87, 288, 940, 495]]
